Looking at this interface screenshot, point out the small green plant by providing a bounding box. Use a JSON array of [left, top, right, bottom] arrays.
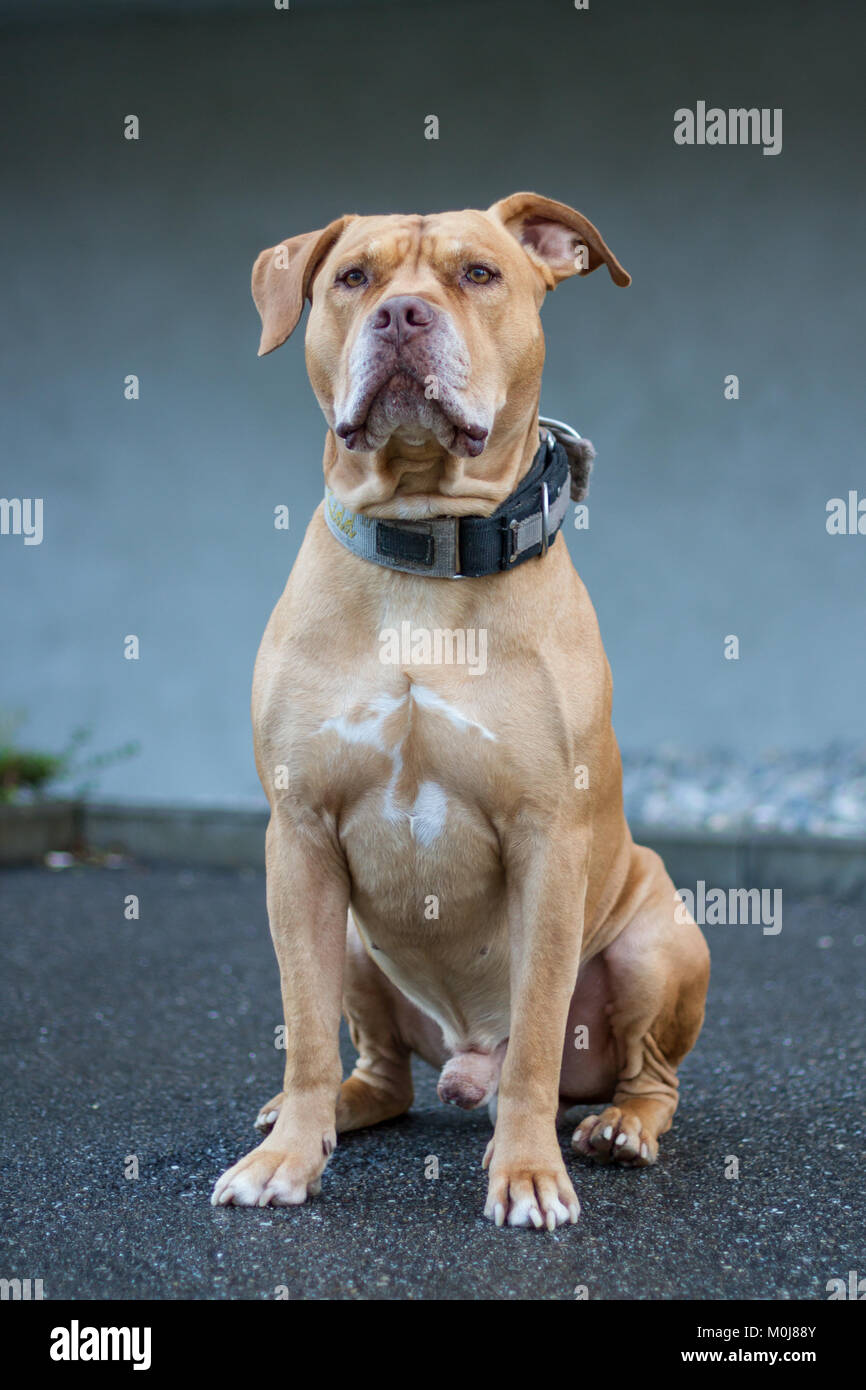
[[0, 748, 64, 801], [0, 712, 140, 804]]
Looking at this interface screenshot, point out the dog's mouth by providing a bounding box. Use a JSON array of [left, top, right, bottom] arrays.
[[335, 369, 489, 459]]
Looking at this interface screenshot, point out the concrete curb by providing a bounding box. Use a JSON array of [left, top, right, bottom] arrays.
[[0, 800, 82, 864], [1, 801, 865, 899], [83, 801, 268, 870], [637, 827, 866, 902]]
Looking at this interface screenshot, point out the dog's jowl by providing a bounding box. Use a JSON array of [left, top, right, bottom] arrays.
[[211, 193, 710, 1229]]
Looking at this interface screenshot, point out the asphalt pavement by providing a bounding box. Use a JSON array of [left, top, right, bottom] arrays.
[[0, 864, 863, 1300]]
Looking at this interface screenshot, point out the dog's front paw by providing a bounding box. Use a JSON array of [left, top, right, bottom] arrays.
[[211, 1131, 334, 1208], [481, 1138, 580, 1230], [571, 1106, 658, 1166]]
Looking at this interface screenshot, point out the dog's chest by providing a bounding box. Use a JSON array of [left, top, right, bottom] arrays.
[[309, 677, 499, 852]]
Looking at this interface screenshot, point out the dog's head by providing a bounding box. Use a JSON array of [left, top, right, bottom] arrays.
[[252, 193, 629, 515]]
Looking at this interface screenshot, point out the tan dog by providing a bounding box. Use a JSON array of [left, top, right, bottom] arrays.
[[212, 193, 710, 1229]]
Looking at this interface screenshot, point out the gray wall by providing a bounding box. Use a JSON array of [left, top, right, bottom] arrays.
[[2, 0, 864, 805]]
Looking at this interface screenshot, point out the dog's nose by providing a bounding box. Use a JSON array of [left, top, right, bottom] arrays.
[[370, 295, 437, 344]]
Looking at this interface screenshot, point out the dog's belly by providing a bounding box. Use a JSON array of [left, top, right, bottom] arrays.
[[558, 954, 619, 1102], [313, 678, 513, 1050], [343, 786, 512, 1052]]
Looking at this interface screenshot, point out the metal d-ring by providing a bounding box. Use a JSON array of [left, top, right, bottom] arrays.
[[538, 414, 583, 445]]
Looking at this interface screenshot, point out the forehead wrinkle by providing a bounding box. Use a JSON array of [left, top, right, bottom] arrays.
[[419, 211, 508, 268], [420, 229, 497, 273], [412, 217, 427, 273], [343, 219, 423, 275]]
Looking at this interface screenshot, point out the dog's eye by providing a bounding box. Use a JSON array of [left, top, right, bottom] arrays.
[[338, 268, 367, 288], [465, 265, 495, 285]]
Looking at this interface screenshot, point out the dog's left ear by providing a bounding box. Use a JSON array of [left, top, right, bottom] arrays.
[[488, 192, 630, 289], [252, 214, 356, 356]]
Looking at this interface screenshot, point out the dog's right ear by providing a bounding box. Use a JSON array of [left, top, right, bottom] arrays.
[[252, 215, 355, 356]]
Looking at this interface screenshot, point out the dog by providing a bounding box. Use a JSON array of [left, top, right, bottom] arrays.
[[212, 193, 710, 1229]]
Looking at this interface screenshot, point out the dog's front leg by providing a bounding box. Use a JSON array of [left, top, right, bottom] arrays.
[[483, 821, 588, 1230], [212, 810, 348, 1208]]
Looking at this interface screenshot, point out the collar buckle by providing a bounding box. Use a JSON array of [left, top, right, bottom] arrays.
[[507, 517, 520, 564], [450, 515, 462, 578], [540, 481, 550, 557]]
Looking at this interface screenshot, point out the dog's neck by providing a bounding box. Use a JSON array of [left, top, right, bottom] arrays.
[[322, 425, 576, 581], [322, 412, 542, 521]]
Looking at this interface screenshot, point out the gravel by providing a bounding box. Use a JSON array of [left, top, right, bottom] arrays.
[[623, 744, 866, 838]]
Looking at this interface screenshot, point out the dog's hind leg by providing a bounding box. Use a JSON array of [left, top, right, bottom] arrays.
[[255, 912, 427, 1137], [335, 912, 418, 1132], [570, 845, 709, 1167]]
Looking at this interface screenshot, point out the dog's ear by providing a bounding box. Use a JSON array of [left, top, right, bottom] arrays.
[[488, 192, 630, 289], [252, 215, 356, 356]]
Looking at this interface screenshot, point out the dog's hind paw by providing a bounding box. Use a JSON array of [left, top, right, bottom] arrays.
[[571, 1106, 658, 1166], [254, 1092, 284, 1135], [255, 1076, 411, 1139]]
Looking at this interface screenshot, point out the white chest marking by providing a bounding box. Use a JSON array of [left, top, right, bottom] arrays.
[[314, 685, 496, 844], [410, 683, 497, 741], [316, 691, 405, 753], [406, 780, 449, 846]]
